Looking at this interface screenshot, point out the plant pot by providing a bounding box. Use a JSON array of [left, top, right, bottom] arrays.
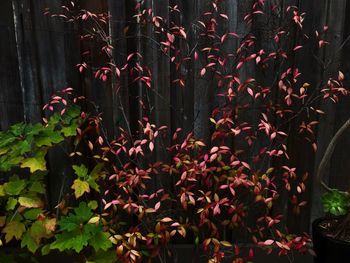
[[312, 217, 350, 262]]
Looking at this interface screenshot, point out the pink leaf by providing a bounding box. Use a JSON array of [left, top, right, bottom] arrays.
[[149, 141, 154, 152], [200, 67, 206, 77]]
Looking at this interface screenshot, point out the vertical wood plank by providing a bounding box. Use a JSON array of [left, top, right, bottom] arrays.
[[0, 0, 24, 129]]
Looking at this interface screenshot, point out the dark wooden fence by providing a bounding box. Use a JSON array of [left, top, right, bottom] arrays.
[[1, 0, 350, 235]]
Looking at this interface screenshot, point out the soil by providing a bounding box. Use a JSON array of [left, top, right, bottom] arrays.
[[317, 217, 350, 242]]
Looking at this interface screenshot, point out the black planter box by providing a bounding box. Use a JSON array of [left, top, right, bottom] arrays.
[[312, 217, 350, 263]]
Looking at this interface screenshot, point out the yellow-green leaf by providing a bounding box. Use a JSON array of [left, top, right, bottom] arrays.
[[0, 185, 5, 197], [88, 216, 100, 224], [2, 221, 26, 243], [18, 196, 44, 208], [71, 179, 90, 199], [20, 151, 47, 173], [220, 241, 232, 247]]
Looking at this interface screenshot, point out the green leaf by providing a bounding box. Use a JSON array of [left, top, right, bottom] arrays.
[[29, 181, 46, 194], [30, 221, 49, 244], [24, 209, 43, 220], [51, 229, 89, 253], [10, 123, 26, 136], [61, 121, 79, 137], [0, 135, 16, 150], [0, 156, 24, 172], [41, 244, 51, 256], [19, 196, 44, 208], [0, 185, 5, 196], [87, 177, 100, 192], [58, 202, 93, 232], [48, 113, 61, 126], [90, 163, 105, 179], [63, 105, 81, 122], [6, 197, 18, 210], [21, 232, 39, 253], [4, 179, 26, 195], [88, 200, 98, 210], [73, 164, 89, 178], [73, 202, 93, 222], [25, 123, 43, 136], [16, 139, 32, 155], [20, 150, 47, 173], [58, 216, 80, 232], [35, 128, 64, 147], [72, 179, 90, 199], [89, 231, 112, 252], [2, 221, 26, 243]]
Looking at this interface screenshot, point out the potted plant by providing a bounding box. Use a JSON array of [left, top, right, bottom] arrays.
[[313, 118, 350, 262]]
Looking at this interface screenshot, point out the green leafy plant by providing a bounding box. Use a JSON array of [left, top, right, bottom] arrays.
[[51, 202, 112, 253], [0, 91, 119, 262], [322, 190, 350, 216]]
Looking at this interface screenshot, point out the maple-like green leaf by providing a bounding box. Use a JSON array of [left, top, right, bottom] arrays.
[[9, 123, 26, 136], [35, 128, 64, 147], [73, 164, 89, 178], [72, 179, 90, 199], [23, 209, 43, 220], [0, 156, 24, 172], [18, 196, 44, 208], [87, 178, 100, 192], [89, 231, 112, 251], [25, 123, 43, 136], [58, 202, 93, 232], [73, 202, 93, 222], [2, 221, 26, 243], [58, 216, 80, 232], [4, 178, 26, 195], [51, 229, 90, 253], [20, 150, 47, 173], [14, 139, 32, 155], [0, 134, 16, 149], [62, 105, 81, 124], [29, 181, 46, 194], [47, 113, 61, 126], [61, 121, 79, 137], [29, 220, 52, 244], [21, 232, 39, 253]]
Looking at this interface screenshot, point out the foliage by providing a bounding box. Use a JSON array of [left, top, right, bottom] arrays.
[[51, 202, 111, 253], [0, 0, 349, 262], [322, 190, 350, 216]]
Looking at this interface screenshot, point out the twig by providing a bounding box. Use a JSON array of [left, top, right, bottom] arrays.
[[317, 118, 350, 194]]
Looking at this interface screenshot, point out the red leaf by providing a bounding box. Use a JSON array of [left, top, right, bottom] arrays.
[[264, 239, 274, 246], [167, 33, 175, 43], [149, 141, 154, 152], [220, 14, 228, 20], [200, 67, 206, 77], [155, 202, 161, 210]]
